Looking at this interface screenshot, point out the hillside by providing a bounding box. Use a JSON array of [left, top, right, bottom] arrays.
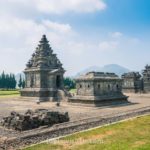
[[75, 64, 130, 77]]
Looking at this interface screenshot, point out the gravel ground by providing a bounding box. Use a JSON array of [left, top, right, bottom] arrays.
[[0, 93, 150, 149]]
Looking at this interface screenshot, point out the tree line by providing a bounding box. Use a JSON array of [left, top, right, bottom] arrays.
[[64, 77, 76, 89], [0, 71, 75, 90], [0, 71, 16, 89], [18, 75, 25, 89]]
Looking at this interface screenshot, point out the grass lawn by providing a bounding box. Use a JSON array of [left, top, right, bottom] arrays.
[[0, 90, 20, 96], [24, 115, 150, 150], [69, 89, 76, 94]]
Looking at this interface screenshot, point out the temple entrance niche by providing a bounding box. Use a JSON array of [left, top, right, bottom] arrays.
[[30, 74, 34, 88], [56, 75, 61, 88]]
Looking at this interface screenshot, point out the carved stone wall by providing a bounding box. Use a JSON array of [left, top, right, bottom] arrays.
[[122, 72, 142, 93], [143, 65, 150, 93], [21, 35, 65, 101], [69, 72, 128, 104]]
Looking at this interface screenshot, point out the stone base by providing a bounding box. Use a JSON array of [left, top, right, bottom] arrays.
[[20, 96, 58, 102], [20, 88, 58, 102], [122, 89, 141, 93], [143, 89, 150, 93], [69, 94, 128, 106]]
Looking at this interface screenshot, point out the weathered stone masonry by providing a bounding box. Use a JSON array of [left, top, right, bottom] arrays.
[[69, 72, 128, 104], [21, 35, 65, 101], [143, 65, 150, 93], [122, 72, 143, 93]]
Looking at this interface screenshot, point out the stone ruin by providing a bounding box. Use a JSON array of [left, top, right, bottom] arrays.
[[121, 65, 150, 93], [142, 65, 150, 93], [122, 72, 143, 93], [21, 35, 65, 102], [0, 109, 69, 131], [69, 72, 128, 104]]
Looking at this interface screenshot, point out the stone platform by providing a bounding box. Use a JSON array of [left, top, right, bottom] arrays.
[[21, 88, 57, 99], [69, 94, 128, 106], [21, 89, 67, 102]]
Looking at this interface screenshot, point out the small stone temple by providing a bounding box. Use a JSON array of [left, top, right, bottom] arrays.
[[21, 35, 65, 101], [69, 72, 128, 104], [121, 72, 143, 93], [142, 65, 150, 93]]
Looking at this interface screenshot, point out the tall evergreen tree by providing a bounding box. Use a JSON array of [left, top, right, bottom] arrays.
[[64, 77, 75, 89], [1, 71, 5, 89], [18, 75, 22, 89], [0, 74, 2, 89], [12, 74, 17, 89], [0, 72, 17, 90], [22, 80, 25, 89], [5, 74, 9, 90]]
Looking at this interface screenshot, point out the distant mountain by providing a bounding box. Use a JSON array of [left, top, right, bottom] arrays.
[[75, 64, 130, 77], [15, 64, 130, 82]]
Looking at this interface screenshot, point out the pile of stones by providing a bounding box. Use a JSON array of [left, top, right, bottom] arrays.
[[0, 109, 69, 131]]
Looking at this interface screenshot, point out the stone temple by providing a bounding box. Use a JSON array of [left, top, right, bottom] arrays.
[[142, 65, 150, 93], [69, 72, 128, 105], [122, 72, 143, 93], [21, 35, 65, 101]]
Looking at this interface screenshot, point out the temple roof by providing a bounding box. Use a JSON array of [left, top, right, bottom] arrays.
[[142, 65, 150, 78], [76, 71, 120, 81], [25, 35, 64, 71], [122, 72, 141, 79]]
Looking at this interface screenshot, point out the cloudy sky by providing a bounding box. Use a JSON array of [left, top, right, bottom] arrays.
[[0, 0, 150, 76]]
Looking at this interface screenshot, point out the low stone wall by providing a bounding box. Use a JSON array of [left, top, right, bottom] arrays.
[[1, 106, 150, 150]]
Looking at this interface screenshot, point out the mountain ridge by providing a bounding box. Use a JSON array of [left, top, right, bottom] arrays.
[[75, 64, 130, 77]]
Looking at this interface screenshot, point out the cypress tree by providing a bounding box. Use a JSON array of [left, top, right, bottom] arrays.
[[64, 77, 75, 89], [0, 72, 17, 90], [18, 75, 22, 89], [0, 74, 1, 89], [12, 74, 17, 89], [5, 74, 9, 90], [1, 71, 5, 89], [22, 80, 25, 88]]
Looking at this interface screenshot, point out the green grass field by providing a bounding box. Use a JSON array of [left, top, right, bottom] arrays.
[[0, 90, 20, 96], [69, 89, 76, 94], [24, 115, 150, 150]]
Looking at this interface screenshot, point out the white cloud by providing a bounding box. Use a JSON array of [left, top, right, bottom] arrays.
[[129, 38, 140, 44], [99, 41, 119, 51], [0, 0, 107, 75], [42, 20, 72, 34], [110, 32, 123, 38], [0, 15, 79, 73], [36, 0, 106, 14], [0, 16, 75, 47], [0, 0, 146, 76], [0, 0, 106, 16]]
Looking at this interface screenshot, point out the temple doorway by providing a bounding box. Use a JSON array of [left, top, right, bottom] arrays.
[[56, 75, 61, 88]]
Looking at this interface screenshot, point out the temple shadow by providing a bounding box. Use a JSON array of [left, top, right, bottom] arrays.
[[94, 100, 139, 108]]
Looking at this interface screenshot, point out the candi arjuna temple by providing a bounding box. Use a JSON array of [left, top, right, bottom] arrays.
[[69, 72, 128, 104], [121, 65, 150, 93], [142, 65, 150, 93], [122, 72, 143, 93], [22, 35, 150, 103], [21, 35, 65, 101]]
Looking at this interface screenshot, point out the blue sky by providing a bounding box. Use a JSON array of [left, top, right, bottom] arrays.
[[0, 0, 149, 76]]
